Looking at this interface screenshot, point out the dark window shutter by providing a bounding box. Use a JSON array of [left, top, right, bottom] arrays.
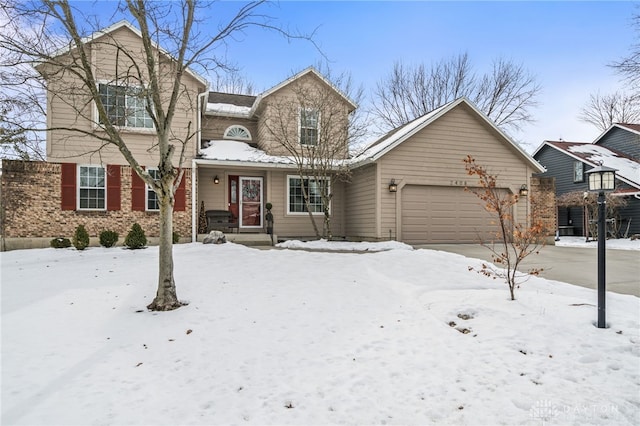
[[131, 167, 146, 211], [174, 171, 186, 211], [61, 163, 76, 210], [106, 165, 121, 211]]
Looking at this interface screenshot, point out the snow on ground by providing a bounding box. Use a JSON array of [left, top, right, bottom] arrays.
[[276, 238, 413, 251], [2, 242, 639, 425], [555, 236, 640, 251]]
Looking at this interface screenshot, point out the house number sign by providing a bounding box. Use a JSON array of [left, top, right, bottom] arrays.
[[450, 180, 468, 186]]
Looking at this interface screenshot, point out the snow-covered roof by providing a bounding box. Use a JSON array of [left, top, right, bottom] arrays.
[[204, 92, 256, 117], [198, 140, 349, 170], [350, 97, 545, 172], [205, 103, 252, 117], [198, 140, 297, 168], [540, 141, 640, 189]]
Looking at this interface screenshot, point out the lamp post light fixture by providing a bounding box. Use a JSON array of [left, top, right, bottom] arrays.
[[585, 163, 617, 329]]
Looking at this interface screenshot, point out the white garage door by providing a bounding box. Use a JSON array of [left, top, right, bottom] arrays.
[[401, 185, 510, 244]]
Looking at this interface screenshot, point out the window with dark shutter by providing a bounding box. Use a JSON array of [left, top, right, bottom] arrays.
[[61, 163, 77, 210], [106, 165, 121, 211], [174, 172, 186, 211], [131, 167, 146, 211]]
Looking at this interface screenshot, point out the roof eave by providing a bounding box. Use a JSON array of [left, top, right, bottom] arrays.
[[260, 67, 358, 111], [540, 142, 640, 189], [47, 20, 208, 89]]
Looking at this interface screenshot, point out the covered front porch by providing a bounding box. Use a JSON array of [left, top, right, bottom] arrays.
[[192, 159, 347, 243]]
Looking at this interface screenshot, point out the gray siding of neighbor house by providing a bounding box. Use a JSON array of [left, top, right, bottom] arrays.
[[596, 129, 640, 236], [534, 145, 589, 235], [535, 144, 640, 237], [598, 127, 640, 160], [617, 197, 640, 236]]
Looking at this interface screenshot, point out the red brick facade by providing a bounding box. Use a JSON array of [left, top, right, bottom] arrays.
[[1, 160, 192, 243]]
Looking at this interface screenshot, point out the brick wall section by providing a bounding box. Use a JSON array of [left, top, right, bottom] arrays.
[[530, 176, 557, 236], [1, 160, 192, 239]]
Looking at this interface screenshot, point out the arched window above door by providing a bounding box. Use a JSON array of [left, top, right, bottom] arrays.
[[223, 125, 252, 141]]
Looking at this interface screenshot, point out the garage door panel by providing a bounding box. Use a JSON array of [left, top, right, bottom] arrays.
[[401, 185, 510, 244]]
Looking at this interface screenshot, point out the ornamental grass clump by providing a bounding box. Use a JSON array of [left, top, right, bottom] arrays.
[[124, 223, 147, 249]]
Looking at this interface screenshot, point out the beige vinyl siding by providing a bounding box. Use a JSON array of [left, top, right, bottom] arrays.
[[201, 116, 258, 142], [45, 25, 204, 167], [345, 163, 378, 239], [255, 73, 350, 158], [377, 102, 533, 241], [272, 170, 346, 238]]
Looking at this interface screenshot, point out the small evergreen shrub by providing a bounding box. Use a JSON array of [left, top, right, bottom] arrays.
[[50, 237, 71, 249], [73, 225, 90, 250], [124, 223, 147, 249], [100, 230, 119, 248], [173, 231, 180, 244]]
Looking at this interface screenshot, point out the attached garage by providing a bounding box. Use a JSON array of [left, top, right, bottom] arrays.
[[400, 185, 510, 244], [346, 98, 547, 245]]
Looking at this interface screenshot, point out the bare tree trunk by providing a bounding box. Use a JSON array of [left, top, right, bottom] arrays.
[[147, 179, 182, 311]]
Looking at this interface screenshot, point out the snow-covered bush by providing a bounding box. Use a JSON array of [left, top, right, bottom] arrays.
[[50, 237, 71, 249]]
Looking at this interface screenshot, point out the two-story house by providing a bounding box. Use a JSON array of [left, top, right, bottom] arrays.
[[0, 21, 553, 250], [533, 123, 640, 238]]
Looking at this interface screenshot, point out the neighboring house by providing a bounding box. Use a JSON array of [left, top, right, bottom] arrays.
[[0, 21, 553, 250], [533, 123, 640, 238]]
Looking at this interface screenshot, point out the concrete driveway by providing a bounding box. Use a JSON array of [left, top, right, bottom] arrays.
[[416, 244, 640, 297]]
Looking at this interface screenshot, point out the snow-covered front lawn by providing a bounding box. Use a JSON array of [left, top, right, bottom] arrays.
[[2, 242, 638, 425]]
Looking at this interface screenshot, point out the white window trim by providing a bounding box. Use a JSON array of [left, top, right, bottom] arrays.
[[95, 80, 155, 132], [146, 168, 160, 212], [77, 164, 106, 211], [286, 174, 330, 215], [298, 107, 321, 146], [223, 125, 252, 141]]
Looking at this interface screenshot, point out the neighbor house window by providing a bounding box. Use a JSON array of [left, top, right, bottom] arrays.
[[79, 165, 105, 210], [299, 108, 319, 146], [146, 168, 160, 211], [98, 83, 153, 129], [573, 161, 584, 182], [288, 175, 329, 214]]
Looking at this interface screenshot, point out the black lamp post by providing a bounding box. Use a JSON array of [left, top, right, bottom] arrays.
[[585, 164, 617, 329]]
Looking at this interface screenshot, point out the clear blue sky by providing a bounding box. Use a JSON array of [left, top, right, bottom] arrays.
[[73, 1, 637, 152]]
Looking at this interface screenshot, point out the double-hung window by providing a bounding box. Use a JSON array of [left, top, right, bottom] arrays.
[[288, 175, 329, 214], [147, 168, 160, 211], [79, 165, 106, 210], [299, 108, 319, 146], [98, 83, 153, 129]]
